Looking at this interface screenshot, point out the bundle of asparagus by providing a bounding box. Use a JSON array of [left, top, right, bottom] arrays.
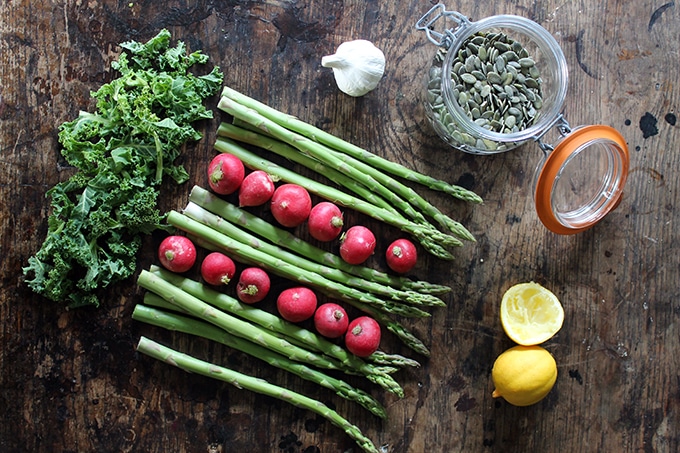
[[134, 85, 483, 452], [216, 85, 481, 261]]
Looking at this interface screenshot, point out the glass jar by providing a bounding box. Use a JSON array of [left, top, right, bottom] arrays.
[[416, 4, 629, 234]]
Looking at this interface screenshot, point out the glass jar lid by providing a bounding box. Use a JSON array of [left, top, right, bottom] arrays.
[[533, 125, 629, 234]]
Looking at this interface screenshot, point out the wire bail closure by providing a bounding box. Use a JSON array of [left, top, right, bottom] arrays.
[[534, 114, 572, 153], [415, 4, 470, 47]]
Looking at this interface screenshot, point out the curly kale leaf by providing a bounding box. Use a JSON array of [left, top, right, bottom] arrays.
[[23, 29, 223, 308]]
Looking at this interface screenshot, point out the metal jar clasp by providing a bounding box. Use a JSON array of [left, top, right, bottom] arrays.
[[415, 4, 470, 47], [534, 114, 572, 154]]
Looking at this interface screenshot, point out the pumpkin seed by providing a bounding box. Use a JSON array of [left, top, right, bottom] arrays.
[[472, 70, 486, 81], [471, 35, 486, 45], [478, 45, 488, 61], [511, 41, 524, 54], [508, 107, 522, 117], [480, 84, 492, 98], [518, 57, 535, 68], [525, 77, 539, 89], [494, 41, 511, 52], [529, 66, 541, 79], [487, 71, 503, 84], [461, 73, 477, 84]]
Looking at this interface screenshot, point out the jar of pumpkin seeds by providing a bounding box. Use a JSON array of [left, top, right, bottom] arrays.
[[416, 5, 630, 234], [416, 5, 569, 154]]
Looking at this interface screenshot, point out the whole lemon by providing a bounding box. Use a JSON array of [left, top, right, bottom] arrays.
[[491, 345, 557, 406]]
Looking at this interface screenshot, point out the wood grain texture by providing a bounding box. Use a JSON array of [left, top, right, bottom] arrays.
[[1, 1, 678, 452]]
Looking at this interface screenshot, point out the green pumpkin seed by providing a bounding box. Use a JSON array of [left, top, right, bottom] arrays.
[[508, 107, 522, 117], [495, 56, 506, 73], [471, 35, 486, 45], [472, 70, 486, 80], [525, 77, 539, 89], [519, 57, 535, 68], [480, 84, 492, 98], [486, 71, 502, 84], [502, 51, 519, 62], [428, 77, 441, 90], [529, 66, 541, 79], [478, 46, 488, 61], [461, 73, 477, 84], [465, 55, 476, 72], [511, 41, 524, 53], [494, 41, 511, 52]]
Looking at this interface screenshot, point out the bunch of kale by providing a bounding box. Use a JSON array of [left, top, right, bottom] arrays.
[[23, 29, 223, 308]]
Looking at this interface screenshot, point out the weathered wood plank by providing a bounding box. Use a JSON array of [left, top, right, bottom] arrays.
[[1, 1, 678, 452]]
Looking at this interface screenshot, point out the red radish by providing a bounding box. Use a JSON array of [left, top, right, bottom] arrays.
[[277, 287, 317, 322], [239, 171, 275, 207], [158, 235, 197, 273], [200, 252, 237, 286], [314, 303, 349, 338], [208, 153, 244, 195], [308, 202, 344, 242], [236, 267, 271, 304], [270, 184, 312, 227], [385, 238, 418, 274], [345, 316, 381, 357], [339, 225, 376, 265]]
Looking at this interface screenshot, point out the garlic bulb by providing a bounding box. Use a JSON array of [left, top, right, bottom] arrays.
[[321, 40, 386, 97]]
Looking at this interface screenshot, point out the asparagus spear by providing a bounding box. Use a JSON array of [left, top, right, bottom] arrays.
[[137, 270, 346, 371], [133, 302, 388, 419], [217, 122, 401, 217], [148, 265, 409, 386], [217, 110, 474, 243], [189, 185, 451, 296], [214, 136, 459, 260], [136, 336, 380, 453], [221, 84, 482, 204], [183, 201, 439, 310], [367, 350, 421, 368], [166, 211, 431, 356]]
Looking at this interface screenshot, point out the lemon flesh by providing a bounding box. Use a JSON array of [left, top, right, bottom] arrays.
[[492, 345, 557, 406], [500, 282, 564, 346]]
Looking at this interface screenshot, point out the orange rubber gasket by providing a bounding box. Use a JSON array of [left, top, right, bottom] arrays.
[[534, 125, 629, 235]]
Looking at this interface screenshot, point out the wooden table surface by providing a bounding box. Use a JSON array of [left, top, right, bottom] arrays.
[[2, 1, 678, 452]]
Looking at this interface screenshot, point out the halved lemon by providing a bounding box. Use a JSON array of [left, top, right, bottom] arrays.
[[500, 282, 564, 345]]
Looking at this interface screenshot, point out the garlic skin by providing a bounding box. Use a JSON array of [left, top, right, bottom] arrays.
[[321, 40, 386, 97]]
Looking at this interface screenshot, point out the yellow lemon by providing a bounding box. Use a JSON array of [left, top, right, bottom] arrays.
[[500, 282, 564, 345], [491, 345, 557, 406]]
